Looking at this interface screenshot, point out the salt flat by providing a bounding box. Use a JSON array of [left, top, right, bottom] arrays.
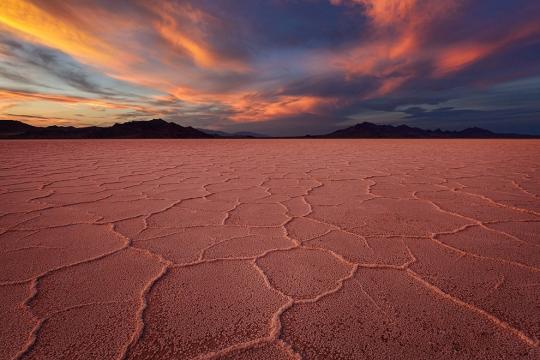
[[0, 140, 539, 360]]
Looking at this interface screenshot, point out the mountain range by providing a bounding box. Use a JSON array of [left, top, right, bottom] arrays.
[[0, 119, 537, 139], [0, 119, 211, 139], [317, 122, 537, 138]]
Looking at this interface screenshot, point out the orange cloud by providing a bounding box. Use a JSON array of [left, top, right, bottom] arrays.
[[149, 2, 249, 73], [230, 95, 335, 122], [370, 76, 411, 98], [170, 86, 334, 123], [434, 21, 540, 76], [0, 1, 253, 126], [157, 21, 216, 70], [435, 45, 491, 76], [0, 0, 134, 69], [330, 0, 418, 26], [329, 0, 461, 96], [331, 0, 458, 28], [336, 0, 540, 81], [0, 89, 154, 112]]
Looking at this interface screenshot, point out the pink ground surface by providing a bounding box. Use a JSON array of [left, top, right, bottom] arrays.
[[0, 139, 539, 360]]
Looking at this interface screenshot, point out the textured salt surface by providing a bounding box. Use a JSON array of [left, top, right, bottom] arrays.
[[0, 139, 539, 360]]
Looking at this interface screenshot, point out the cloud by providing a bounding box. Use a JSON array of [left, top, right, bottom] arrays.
[[0, 0, 539, 134], [0, 34, 118, 96], [149, 1, 251, 73], [330, 0, 455, 27], [433, 21, 540, 76], [0, 0, 132, 69]]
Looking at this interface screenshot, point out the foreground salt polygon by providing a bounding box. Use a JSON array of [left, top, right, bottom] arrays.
[[0, 140, 538, 359]]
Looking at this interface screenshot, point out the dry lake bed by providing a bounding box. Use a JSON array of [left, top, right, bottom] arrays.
[[0, 139, 539, 360]]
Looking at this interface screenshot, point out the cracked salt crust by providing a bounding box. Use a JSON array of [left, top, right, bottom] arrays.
[[0, 139, 538, 360]]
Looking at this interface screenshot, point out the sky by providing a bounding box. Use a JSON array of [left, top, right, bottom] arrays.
[[1, 0, 539, 136]]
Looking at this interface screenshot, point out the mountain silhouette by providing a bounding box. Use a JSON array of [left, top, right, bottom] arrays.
[[1, 119, 537, 139], [0, 119, 212, 139], [317, 122, 535, 139]]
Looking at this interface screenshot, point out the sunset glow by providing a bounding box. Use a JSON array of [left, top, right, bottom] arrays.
[[1, 0, 539, 135]]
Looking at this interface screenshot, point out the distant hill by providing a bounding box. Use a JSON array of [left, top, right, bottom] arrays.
[[1, 119, 537, 139], [0, 120, 36, 137], [317, 122, 537, 139], [0, 119, 212, 139]]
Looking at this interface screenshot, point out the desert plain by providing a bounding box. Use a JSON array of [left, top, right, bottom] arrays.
[[0, 139, 539, 360]]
